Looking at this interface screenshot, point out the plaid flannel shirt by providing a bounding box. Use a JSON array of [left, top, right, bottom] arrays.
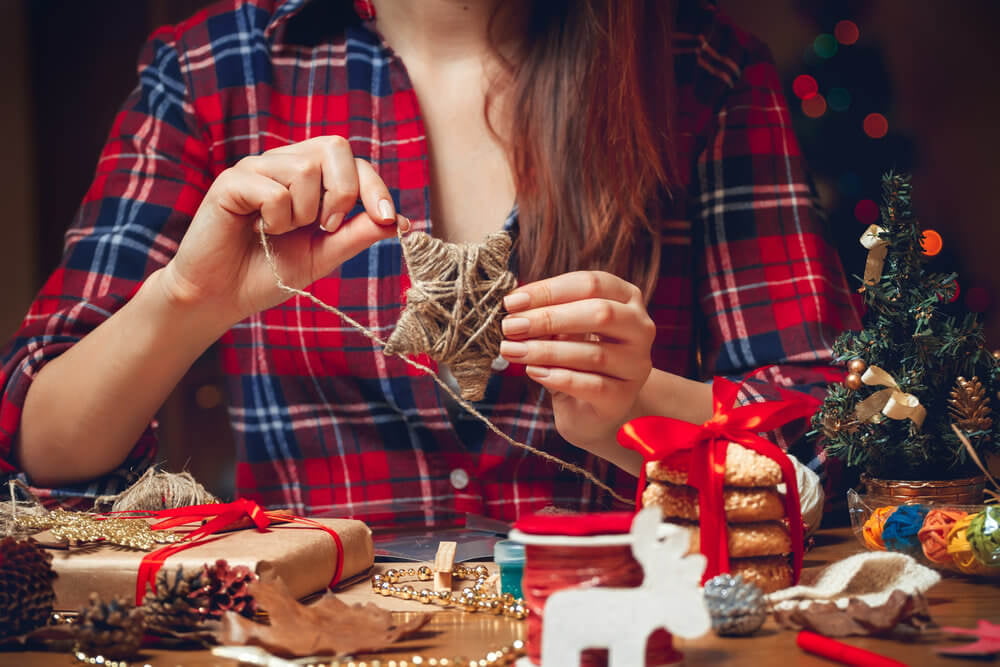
[[0, 0, 858, 527]]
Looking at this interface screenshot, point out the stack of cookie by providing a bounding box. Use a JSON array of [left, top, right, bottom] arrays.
[[642, 441, 793, 593]]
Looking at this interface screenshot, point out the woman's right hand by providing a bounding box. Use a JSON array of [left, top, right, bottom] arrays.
[[158, 136, 402, 328]]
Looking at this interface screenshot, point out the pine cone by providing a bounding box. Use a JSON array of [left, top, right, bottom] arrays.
[[73, 593, 145, 660], [949, 376, 993, 432], [703, 573, 767, 636], [0, 536, 58, 638], [143, 564, 210, 634], [200, 559, 258, 621]]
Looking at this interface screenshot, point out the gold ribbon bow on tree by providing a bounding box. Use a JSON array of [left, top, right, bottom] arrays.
[[854, 365, 926, 429], [860, 224, 889, 284]]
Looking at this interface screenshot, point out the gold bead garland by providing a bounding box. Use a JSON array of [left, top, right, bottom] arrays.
[[74, 649, 152, 667], [14, 508, 180, 550], [372, 565, 528, 620], [92, 644, 529, 667], [298, 640, 527, 667]]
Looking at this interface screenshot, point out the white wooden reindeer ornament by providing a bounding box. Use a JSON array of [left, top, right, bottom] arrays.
[[537, 508, 709, 667]]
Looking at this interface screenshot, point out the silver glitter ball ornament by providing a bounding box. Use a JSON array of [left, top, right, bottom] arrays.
[[703, 573, 767, 636]]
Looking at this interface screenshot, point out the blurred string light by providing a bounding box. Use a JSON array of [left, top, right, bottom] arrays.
[[838, 172, 860, 197], [793, 74, 819, 99], [920, 229, 943, 256], [863, 113, 889, 139], [834, 20, 860, 46], [950, 280, 962, 303], [827, 87, 851, 111], [853, 199, 880, 224], [966, 286, 993, 313], [802, 94, 827, 118], [813, 33, 838, 59]]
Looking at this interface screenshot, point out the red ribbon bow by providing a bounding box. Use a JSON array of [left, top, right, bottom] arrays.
[[133, 498, 345, 604], [617, 373, 819, 584]]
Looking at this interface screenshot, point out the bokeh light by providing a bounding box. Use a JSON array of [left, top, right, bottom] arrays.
[[921, 229, 943, 256], [854, 199, 880, 224], [838, 172, 860, 197], [834, 20, 860, 46], [863, 113, 889, 139], [802, 94, 828, 118], [827, 87, 851, 112], [792, 74, 819, 100], [813, 33, 838, 59], [965, 286, 993, 313]]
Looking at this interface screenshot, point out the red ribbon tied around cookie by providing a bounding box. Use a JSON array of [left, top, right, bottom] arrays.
[[133, 498, 344, 604], [617, 373, 819, 585]]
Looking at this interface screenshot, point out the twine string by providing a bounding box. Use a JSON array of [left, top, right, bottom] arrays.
[[93, 466, 220, 512], [257, 221, 632, 506], [382, 230, 517, 401]]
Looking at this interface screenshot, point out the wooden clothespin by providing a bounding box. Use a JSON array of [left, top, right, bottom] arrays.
[[434, 540, 457, 591]]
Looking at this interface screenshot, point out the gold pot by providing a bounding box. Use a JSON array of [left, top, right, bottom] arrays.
[[862, 474, 986, 505]]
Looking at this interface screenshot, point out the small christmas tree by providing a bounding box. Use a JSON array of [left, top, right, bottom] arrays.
[[812, 172, 999, 480]]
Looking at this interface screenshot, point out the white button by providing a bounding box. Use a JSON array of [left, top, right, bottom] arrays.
[[450, 468, 470, 490], [491, 355, 510, 371]]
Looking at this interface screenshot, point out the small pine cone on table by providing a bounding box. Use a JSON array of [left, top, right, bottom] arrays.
[[143, 564, 211, 634], [200, 559, 258, 621], [73, 593, 145, 660], [0, 536, 58, 638], [144, 560, 258, 634]]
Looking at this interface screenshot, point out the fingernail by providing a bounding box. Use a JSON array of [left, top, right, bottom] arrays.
[[503, 292, 530, 312], [499, 340, 528, 359], [378, 198, 395, 222], [501, 317, 530, 336], [323, 212, 344, 233], [398, 216, 411, 233], [526, 365, 549, 379]]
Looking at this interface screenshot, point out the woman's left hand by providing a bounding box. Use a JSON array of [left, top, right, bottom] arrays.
[[499, 271, 655, 451]]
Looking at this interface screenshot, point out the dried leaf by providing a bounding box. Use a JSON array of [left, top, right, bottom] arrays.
[[213, 575, 429, 658], [772, 589, 934, 637]]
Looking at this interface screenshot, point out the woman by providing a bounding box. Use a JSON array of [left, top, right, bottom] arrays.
[[0, 0, 857, 527]]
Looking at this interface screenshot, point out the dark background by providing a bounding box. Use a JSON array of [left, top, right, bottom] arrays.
[[2, 1, 998, 498]]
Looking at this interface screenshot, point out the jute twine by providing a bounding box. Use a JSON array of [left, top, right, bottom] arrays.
[[383, 230, 516, 402], [93, 466, 219, 513], [0, 479, 49, 538], [258, 221, 631, 506]]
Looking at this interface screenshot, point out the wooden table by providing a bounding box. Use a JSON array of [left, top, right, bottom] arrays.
[[10, 527, 1000, 666]]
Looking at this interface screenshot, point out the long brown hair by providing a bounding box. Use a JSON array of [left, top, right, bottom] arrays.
[[491, 0, 677, 298]]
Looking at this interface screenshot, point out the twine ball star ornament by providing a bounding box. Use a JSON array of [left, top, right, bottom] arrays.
[[384, 230, 517, 401]]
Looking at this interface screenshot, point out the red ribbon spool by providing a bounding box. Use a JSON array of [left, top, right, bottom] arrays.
[[511, 513, 683, 667]]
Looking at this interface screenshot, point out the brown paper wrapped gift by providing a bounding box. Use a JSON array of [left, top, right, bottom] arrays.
[[45, 517, 373, 611]]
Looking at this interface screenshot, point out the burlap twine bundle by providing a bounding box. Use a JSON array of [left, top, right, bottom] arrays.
[[93, 467, 219, 512]]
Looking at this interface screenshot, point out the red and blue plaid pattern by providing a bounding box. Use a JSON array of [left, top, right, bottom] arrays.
[[0, 0, 858, 527]]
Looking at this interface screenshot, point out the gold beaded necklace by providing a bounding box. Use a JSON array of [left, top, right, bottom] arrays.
[[371, 564, 527, 620], [81, 642, 527, 667]]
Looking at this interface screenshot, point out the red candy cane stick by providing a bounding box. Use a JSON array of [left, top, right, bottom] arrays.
[[797, 631, 909, 667]]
